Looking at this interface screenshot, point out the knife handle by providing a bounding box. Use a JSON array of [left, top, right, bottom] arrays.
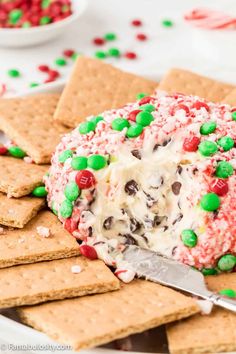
[[207, 292, 236, 313]]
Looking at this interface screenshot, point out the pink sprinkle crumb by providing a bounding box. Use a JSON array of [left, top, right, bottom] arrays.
[[24, 156, 34, 164]]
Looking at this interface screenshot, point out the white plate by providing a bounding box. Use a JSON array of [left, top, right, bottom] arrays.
[[0, 0, 88, 48]]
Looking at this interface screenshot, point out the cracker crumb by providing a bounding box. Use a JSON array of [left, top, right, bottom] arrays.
[[36, 226, 51, 238], [18, 238, 25, 244], [24, 156, 34, 164], [0, 227, 5, 235], [71, 265, 82, 274]]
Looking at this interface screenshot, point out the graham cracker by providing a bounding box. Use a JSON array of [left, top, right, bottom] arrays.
[[0, 257, 119, 309], [167, 273, 236, 354], [0, 156, 48, 198], [0, 210, 80, 268], [222, 88, 236, 106], [158, 68, 235, 103], [0, 94, 69, 164], [0, 193, 45, 228], [54, 56, 158, 128], [18, 279, 199, 351]]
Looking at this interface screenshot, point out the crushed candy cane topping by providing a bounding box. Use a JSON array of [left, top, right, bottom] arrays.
[[45, 92, 236, 282]]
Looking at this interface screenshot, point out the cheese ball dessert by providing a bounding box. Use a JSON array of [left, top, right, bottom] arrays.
[[45, 93, 236, 282]]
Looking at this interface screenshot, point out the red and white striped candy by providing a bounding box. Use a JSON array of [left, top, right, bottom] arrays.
[[184, 8, 236, 30]]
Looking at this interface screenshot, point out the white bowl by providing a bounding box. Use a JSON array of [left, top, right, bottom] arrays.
[[0, 0, 88, 48]]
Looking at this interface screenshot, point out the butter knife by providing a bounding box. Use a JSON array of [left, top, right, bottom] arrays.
[[123, 246, 236, 313]]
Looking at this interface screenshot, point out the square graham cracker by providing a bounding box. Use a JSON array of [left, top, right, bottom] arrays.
[[158, 68, 235, 103], [167, 273, 236, 354], [0, 94, 69, 164], [0, 210, 80, 268], [0, 156, 48, 198], [54, 56, 158, 128], [18, 279, 199, 351], [0, 193, 45, 228], [0, 257, 119, 309], [222, 88, 236, 106]]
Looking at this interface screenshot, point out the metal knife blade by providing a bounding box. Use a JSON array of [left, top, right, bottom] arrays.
[[123, 245, 236, 313]]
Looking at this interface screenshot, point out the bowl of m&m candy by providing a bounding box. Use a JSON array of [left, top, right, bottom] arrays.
[[0, 0, 88, 47]]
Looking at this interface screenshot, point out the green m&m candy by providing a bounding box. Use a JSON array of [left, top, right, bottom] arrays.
[[217, 136, 234, 151], [202, 268, 218, 276], [79, 121, 96, 134], [90, 116, 104, 125], [162, 19, 173, 27], [181, 229, 198, 248], [200, 192, 220, 211], [8, 69, 20, 78], [107, 48, 120, 57], [32, 186, 47, 197], [231, 111, 236, 121], [9, 9, 23, 24], [40, 16, 51, 25], [136, 111, 154, 127], [8, 146, 26, 158], [22, 21, 31, 28], [55, 57, 67, 66], [88, 154, 107, 170], [215, 161, 234, 179], [104, 32, 117, 41], [64, 181, 80, 201], [41, 0, 51, 9], [112, 118, 130, 131], [95, 51, 107, 59], [200, 121, 216, 135], [59, 149, 73, 163], [217, 254, 236, 271], [219, 288, 236, 298], [71, 156, 87, 170], [136, 93, 147, 100], [198, 140, 218, 156], [51, 202, 58, 216], [139, 104, 155, 112], [60, 199, 73, 218], [126, 124, 143, 138]]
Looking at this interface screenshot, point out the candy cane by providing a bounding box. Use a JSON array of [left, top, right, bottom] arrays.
[[184, 8, 236, 30]]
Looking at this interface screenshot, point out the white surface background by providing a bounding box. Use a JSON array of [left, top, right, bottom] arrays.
[[0, 0, 236, 96]]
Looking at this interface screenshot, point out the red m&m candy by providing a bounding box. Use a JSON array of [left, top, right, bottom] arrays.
[[183, 136, 200, 152], [128, 110, 142, 122], [139, 96, 152, 105], [0, 145, 8, 155], [210, 179, 229, 196], [80, 244, 98, 260], [75, 170, 96, 189]]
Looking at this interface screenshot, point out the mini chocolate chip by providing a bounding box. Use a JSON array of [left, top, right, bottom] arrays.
[[130, 218, 141, 232], [76, 239, 82, 245], [213, 210, 219, 219], [162, 138, 171, 146], [125, 180, 139, 196], [192, 168, 198, 175], [140, 233, 148, 243], [153, 215, 167, 226], [88, 227, 93, 236], [177, 165, 183, 175], [153, 138, 171, 151], [172, 246, 177, 256], [93, 241, 106, 246], [171, 181, 182, 195], [144, 191, 156, 207], [172, 213, 183, 225], [121, 233, 138, 245], [131, 149, 142, 160], [163, 226, 168, 232], [103, 216, 114, 230]]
